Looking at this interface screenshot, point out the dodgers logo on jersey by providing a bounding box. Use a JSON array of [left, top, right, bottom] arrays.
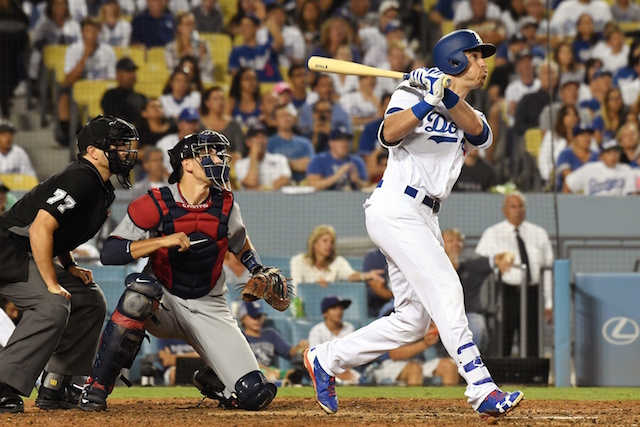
[[424, 111, 460, 145]]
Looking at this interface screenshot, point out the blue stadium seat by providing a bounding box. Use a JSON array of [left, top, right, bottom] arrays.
[[296, 282, 368, 322]]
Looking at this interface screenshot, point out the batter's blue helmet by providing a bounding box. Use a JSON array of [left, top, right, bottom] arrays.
[[433, 30, 496, 75]]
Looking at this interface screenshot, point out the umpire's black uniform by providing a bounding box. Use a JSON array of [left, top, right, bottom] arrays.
[[0, 157, 115, 396]]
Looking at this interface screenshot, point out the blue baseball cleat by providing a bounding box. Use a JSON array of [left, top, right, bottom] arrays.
[[477, 389, 524, 418], [303, 348, 338, 414]]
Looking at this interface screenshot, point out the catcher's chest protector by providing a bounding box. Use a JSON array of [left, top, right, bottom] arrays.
[[149, 187, 233, 298]]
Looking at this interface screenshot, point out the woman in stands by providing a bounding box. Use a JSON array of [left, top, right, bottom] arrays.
[[290, 224, 385, 291], [98, 0, 131, 48], [160, 67, 201, 119], [553, 41, 584, 85], [200, 86, 245, 158], [226, 67, 261, 131], [165, 12, 214, 83], [592, 87, 628, 145]]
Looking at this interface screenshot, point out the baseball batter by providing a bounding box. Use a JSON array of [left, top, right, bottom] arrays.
[[79, 131, 283, 412], [304, 30, 524, 420]]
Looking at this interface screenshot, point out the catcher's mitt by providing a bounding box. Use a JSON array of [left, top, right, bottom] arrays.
[[240, 266, 292, 311]]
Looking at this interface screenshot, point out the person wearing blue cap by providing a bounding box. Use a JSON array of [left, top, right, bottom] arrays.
[[306, 126, 368, 191], [556, 123, 599, 190], [564, 138, 638, 195], [156, 107, 202, 174]]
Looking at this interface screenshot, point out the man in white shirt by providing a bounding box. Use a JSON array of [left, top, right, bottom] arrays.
[[475, 192, 554, 357], [504, 50, 540, 127], [565, 139, 638, 196], [156, 107, 202, 174], [0, 121, 37, 178], [550, 0, 613, 37], [57, 17, 117, 146], [235, 124, 291, 190], [131, 147, 169, 199]]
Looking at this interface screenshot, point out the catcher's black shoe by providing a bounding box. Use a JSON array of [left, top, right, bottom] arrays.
[[193, 366, 237, 409], [78, 386, 108, 412], [36, 380, 83, 410], [0, 383, 24, 413]]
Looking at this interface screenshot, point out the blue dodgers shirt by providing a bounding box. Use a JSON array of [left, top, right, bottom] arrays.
[[131, 11, 175, 48], [243, 327, 292, 367], [228, 44, 282, 82], [267, 134, 314, 182], [556, 148, 598, 189], [307, 152, 368, 190]]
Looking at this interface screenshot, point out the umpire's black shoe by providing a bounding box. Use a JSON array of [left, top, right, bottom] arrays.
[[35, 382, 83, 410], [78, 386, 108, 412], [0, 383, 24, 413]]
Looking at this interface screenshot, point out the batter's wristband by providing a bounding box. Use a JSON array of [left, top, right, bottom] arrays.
[[411, 100, 434, 120], [62, 260, 78, 270], [241, 249, 262, 273], [442, 89, 459, 109]]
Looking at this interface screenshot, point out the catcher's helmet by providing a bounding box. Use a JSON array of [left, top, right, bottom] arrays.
[[168, 130, 232, 190], [76, 115, 138, 188], [433, 29, 496, 76]]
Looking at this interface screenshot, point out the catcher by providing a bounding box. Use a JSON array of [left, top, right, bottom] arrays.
[[79, 130, 291, 412]]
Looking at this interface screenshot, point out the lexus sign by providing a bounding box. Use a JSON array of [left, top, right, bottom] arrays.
[[602, 317, 640, 346]]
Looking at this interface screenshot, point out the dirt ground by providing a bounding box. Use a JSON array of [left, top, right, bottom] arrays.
[[2, 397, 639, 427]]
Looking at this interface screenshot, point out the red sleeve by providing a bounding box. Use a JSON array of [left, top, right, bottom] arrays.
[[128, 193, 162, 231]]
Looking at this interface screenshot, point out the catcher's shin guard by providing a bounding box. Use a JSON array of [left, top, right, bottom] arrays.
[[86, 274, 163, 393], [193, 366, 237, 409], [234, 370, 277, 411]]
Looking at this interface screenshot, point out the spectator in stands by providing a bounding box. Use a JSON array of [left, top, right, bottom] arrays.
[[236, 123, 291, 190], [0, 120, 37, 178], [288, 65, 310, 111], [258, 92, 279, 135], [131, 147, 168, 199], [500, 0, 527, 38], [456, 0, 506, 46], [619, 58, 640, 108], [371, 323, 459, 386], [176, 55, 205, 93], [523, 0, 560, 48], [310, 16, 361, 64], [519, 16, 547, 59], [556, 123, 599, 190], [200, 86, 245, 158], [617, 122, 640, 167], [228, 13, 283, 83], [296, 0, 323, 60], [553, 41, 584, 85], [226, 0, 266, 38], [579, 67, 611, 118], [165, 12, 214, 84], [564, 138, 638, 195], [611, 0, 640, 22], [307, 126, 368, 191], [339, 76, 379, 129], [363, 18, 409, 68], [513, 60, 559, 136], [538, 104, 581, 186], [272, 82, 296, 117], [101, 57, 147, 128], [266, 3, 305, 69], [443, 228, 515, 353], [375, 42, 411, 98], [359, 93, 391, 180], [130, 0, 175, 49], [592, 88, 628, 145], [570, 14, 600, 64], [591, 27, 629, 75], [0, 0, 28, 119], [614, 40, 640, 88], [538, 76, 591, 135], [452, 149, 498, 192], [137, 97, 178, 153], [487, 34, 527, 106], [476, 192, 554, 358], [298, 74, 352, 138], [306, 99, 332, 153], [28, 0, 81, 92], [267, 104, 314, 183], [308, 295, 360, 385], [159, 67, 201, 119], [329, 45, 360, 98], [157, 338, 199, 385], [226, 67, 261, 130], [0, 182, 11, 214], [362, 248, 391, 318], [98, 0, 131, 47], [156, 107, 202, 173], [239, 301, 308, 382], [452, 0, 501, 27], [550, 0, 612, 38], [192, 0, 224, 33], [290, 224, 384, 289], [57, 17, 116, 146]]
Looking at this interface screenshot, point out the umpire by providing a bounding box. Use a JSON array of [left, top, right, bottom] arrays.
[[0, 115, 138, 413]]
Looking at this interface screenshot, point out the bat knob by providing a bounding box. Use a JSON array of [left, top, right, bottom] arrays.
[[402, 73, 409, 80]]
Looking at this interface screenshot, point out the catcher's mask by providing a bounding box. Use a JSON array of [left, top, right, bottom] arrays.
[[168, 130, 232, 190], [76, 115, 139, 189]]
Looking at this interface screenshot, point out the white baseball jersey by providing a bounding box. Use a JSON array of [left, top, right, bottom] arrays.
[[565, 161, 637, 196], [379, 81, 492, 200]]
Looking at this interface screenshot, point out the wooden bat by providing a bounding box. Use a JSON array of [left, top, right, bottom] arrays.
[[307, 56, 452, 88]]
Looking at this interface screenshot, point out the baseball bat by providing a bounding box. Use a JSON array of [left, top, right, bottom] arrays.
[[307, 56, 452, 88]]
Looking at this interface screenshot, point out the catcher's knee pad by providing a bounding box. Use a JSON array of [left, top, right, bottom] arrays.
[[88, 274, 163, 392], [234, 370, 277, 411]]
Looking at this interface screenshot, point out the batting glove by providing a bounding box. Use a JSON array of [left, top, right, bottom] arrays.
[[408, 67, 446, 105]]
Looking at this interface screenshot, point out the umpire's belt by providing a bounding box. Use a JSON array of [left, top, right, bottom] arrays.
[[376, 180, 441, 214]]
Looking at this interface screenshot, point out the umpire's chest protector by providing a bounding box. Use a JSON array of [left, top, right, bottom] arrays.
[[147, 186, 233, 299]]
